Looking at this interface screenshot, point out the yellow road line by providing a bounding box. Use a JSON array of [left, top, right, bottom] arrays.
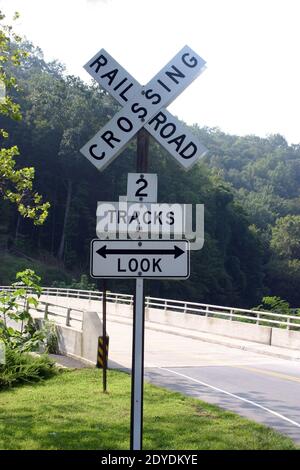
[[233, 365, 300, 384]]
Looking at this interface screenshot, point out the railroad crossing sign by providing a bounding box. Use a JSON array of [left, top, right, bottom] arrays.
[[81, 46, 207, 171], [127, 173, 157, 202], [82, 45, 206, 452], [96, 200, 186, 236], [90, 239, 190, 279], [96, 173, 185, 236]]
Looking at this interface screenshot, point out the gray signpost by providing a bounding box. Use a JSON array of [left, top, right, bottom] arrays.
[[81, 46, 206, 450]]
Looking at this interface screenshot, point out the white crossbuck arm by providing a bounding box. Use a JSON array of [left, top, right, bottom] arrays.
[[80, 46, 207, 171]]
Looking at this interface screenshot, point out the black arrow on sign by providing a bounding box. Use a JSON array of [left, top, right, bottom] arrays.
[[96, 245, 185, 259]]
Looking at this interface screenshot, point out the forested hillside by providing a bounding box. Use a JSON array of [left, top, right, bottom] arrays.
[[1, 41, 300, 307], [198, 128, 300, 305]]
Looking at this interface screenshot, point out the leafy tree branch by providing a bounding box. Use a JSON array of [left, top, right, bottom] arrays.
[[0, 10, 49, 225]]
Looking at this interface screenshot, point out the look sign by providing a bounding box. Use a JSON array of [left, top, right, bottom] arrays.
[[80, 46, 207, 171]]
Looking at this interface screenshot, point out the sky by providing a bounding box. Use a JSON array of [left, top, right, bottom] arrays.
[[1, 0, 300, 144]]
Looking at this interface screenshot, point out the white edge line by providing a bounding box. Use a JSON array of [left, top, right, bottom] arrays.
[[160, 367, 300, 429]]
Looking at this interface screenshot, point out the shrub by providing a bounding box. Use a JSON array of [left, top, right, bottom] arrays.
[[255, 296, 290, 315], [0, 347, 58, 390], [43, 321, 59, 354], [0, 268, 45, 352]]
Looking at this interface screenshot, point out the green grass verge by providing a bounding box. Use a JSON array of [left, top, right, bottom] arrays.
[[0, 368, 297, 450]]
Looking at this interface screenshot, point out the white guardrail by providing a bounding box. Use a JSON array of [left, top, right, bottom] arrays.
[[0, 286, 300, 331]]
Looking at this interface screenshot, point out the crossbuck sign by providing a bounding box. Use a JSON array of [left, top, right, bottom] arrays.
[[80, 46, 207, 171]]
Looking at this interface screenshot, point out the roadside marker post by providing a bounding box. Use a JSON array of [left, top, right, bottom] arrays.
[[81, 46, 206, 450], [96, 336, 109, 370]]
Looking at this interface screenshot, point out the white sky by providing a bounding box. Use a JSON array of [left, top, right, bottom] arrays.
[[1, 0, 300, 144]]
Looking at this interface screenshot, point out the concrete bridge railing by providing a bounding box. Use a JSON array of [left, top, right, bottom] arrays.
[[1, 286, 300, 354], [1, 286, 299, 330]]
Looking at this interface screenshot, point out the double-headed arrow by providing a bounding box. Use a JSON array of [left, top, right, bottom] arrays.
[[96, 244, 185, 259]]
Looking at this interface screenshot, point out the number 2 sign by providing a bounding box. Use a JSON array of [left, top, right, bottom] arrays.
[[127, 173, 158, 202]]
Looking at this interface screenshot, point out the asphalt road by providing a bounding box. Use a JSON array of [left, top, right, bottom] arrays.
[[107, 318, 300, 443]]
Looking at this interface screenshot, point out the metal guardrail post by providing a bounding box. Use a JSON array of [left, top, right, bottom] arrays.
[[230, 309, 233, 321], [183, 303, 187, 314], [66, 308, 71, 327], [44, 303, 48, 320], [205, 305, 209, 317], [256, 313, 260, 325], [287, 317, 290, 331], [164, 300, 167, 311]]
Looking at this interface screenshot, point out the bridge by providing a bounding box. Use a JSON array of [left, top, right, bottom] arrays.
[[1, 286, 300, 443]]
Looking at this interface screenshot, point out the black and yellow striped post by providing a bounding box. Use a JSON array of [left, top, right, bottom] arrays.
[[97, 336, 109, 369]]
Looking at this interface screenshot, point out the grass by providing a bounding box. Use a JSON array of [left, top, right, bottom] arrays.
[[0, 368, 297, 450]]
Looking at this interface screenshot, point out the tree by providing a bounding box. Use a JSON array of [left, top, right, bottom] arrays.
[[0, 10, 49, 225], [270, 215, 300, 260]]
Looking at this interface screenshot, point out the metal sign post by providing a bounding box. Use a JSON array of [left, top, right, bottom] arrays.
[[102, 279, 107, 393], [130, 276, 145, 450], [131, 129, 149, 451]]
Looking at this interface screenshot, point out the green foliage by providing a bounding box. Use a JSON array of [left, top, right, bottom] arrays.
[[0, 268, 45, 352], [52, 274, 96, 291], [0, 10, 49, 224], [43, 320, 59, 354], [264, 258, 300, 306], [0, 253, 72, 286], [271, 215, 300, 260], [255, 296, 290, 315], [0, 347, 57, 389], [200, 127, 300, 305]]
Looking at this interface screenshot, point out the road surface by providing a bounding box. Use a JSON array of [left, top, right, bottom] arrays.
[[107, 317, 300, 443]]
